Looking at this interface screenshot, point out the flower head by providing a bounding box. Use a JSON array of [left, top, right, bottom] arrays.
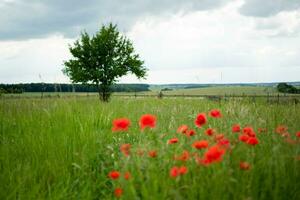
[[114, 188, 123, 198], [177, 125, 189, 134], [174, 150, 190, 161], [108, 171, 120, 180], [205, 128, 215, 136], [195, 113, 207, 127], [240, 161, 251, 170], [203, 145, 226, 164], [192, 140, 209, 149], [148, 150, 157, 158], [120, 144, 131, 156], [232, 124, 241, 133], [139, 114, 157, 130], [112, 118, 131, 132], [124, 171, 131, 180], [239, 134, 249, 142], [247, 137, 259, 146], [168, 138, 179, 144], [210, 109, 222, 118]]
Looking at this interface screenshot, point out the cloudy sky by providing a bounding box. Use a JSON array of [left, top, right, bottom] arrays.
[[1, 0, 300, 84]]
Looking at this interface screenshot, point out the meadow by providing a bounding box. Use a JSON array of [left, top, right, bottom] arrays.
[[0, 95, 300, 199]]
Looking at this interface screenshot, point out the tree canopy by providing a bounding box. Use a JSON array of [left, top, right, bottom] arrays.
[[63, 23, 147, 101]]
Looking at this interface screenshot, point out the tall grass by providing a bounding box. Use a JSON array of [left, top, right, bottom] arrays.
[[0, 97, 299, 199]]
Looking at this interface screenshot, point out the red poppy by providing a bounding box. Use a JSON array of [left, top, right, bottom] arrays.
[[205, 128, 215, 136], [203, 145, 226, 164], [168, 138, 179, 144], [108, 171, 120, 180], [177, 125, 189, 134], [186, 129, 196, 137], [148, 150, 157, 158], [239, 134, 249, 142], [192, 140, 209, 149], [247, 137, 259, 146], [124, 171, 131, 180], [296, 131, 300, 138], [194, 113, 207, 127], [214, 134, 224, 141], [170, 166, 179, 178], [232, 124, 241, 133], [258, 128, 267, 133], [243, 126, 256, 137], [139, 114, 157, 130], [276, 125, 288, 134], [210, 109, 222, 118], [178, 166, 188, 175], [174, 150, 190, 161], [112, 118, 131, 132], [240, 161, 251, 170], [218, 138, 230, 148], [120, 144, 131, 156], [114, 188, 123, 198]]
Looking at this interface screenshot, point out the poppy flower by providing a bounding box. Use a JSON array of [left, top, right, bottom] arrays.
[[139, 114, 156, 130], [120, 144, 131, 156], [258, 128, 267, 133], [108, 171, 120, 180], [239, 134, 249, 142], [178, 166, 188, 175], [168, 138, 179, 144], [114, 188, 123, 198], [195, 113, 207, 127], [240, 161, 251, 170], [203, 145, 226, 164], [177, 125, 189, 134], [247, 137, 259, 146], [218, 138, 230, 149], [170, 166, 179, 178], [215, 134, 224, 141], [148, 150, 157, 158], [232, 124, 241, 133], [192, 140, 209, 149], [112, 118, 131, 132], [186, 129, 196, 137], [124, 171, 131, 180], [205, 128, 215, 136], [276, 125, 288, 134], [296, 131, 300, 138], [243, 126, 256, 137], [174, 150, 190, 161], [210, 109, 222, 118]]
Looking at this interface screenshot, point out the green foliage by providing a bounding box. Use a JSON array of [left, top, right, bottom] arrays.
[[63, 23, 147, 101], [277, 83, 300, 94]]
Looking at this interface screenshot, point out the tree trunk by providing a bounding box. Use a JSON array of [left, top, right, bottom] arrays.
[[98, 84, 111, 102]]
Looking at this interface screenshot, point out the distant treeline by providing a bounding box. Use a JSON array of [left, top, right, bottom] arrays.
[[0, 83, 150, 93], [277, 83, 300, 94]]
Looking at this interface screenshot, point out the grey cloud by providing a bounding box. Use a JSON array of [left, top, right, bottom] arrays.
[[0, 0, 229, 40], [239, 0, 300, 17]]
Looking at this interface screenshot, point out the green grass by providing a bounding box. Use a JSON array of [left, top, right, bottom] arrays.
[[0, 97, 300, 199]]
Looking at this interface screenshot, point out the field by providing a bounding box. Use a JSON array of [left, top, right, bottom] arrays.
[[1, 96, 300, 199]]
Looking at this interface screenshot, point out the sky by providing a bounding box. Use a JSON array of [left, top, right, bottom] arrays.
[[1, 0, 300, 84]]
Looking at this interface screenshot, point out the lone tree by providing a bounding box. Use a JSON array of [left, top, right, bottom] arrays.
[[63, 23, 147, 101]]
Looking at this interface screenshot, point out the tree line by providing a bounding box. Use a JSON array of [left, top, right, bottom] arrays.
[[277, 83, 300, 94], [0, 83, 150, 94]]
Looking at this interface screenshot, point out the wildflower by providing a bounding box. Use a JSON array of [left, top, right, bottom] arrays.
[[112, 118, 131, 132], [139, 114, 156, 130], [192, 140, 209, 149], [240, 161, 251, 170], [195, 113, 207, 127], [177, 125, 189, 134], [239, 134, 249, 142], [247, 137, 259, 146], [124, 172, 131, 180], [148, 150, 157, 158], [205, 128, 215, 136], [170, 166, 179, 178], [243, 126, 256, 137], [296, 131, 300, 138], [114, 188, 123, 198], [108, 171, 120, 180], [210, 109, 222, 118], [276, 125, 288, 135], [120, 144, 131, 156], [178, 166, 188, 175], [186, 129, 196, 137], [218, 138, 230, 149], [168, 138, 179, 144], [215, 134, 224, 141], [258, 128, 267, 133], [174, 150, 190, 161], [202, 145, 226, 164], [232, 124, 241, 133]]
